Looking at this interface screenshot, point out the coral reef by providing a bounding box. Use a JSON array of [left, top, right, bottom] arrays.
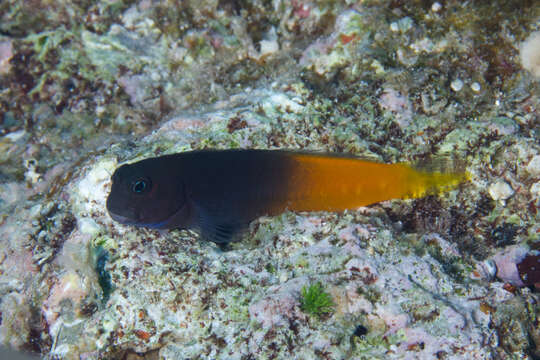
[[0, 0, 539, 359]]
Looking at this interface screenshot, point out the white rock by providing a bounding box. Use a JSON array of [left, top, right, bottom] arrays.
[[530, 181, 540, 198], [526, 155, 540, 177], [488, 181, 514, 201], [450, 79, 463, 92], [78, 218, 101, 236], [4, 130, 25, 142], [77, 158, 117, 201], [259, 27, 279, 56], [520, 31, 540, 78]]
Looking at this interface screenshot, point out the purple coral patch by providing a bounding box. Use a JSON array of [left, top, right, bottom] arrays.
[[517, 254, 540, 285]]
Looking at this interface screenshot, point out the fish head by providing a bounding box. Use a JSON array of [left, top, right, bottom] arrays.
[[106, 158, 187, 229]]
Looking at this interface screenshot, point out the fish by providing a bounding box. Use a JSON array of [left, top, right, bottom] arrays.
[[106, 149, 468, 244]]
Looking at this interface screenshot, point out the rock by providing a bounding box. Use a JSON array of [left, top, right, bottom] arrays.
[[526, 155, 540, 177], [488, 181, 514, 201]]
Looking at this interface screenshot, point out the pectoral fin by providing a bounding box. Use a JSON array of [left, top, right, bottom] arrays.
[[193, 205, 248, 244]]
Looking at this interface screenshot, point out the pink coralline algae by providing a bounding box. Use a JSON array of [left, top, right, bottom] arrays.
[[378, 87, 413, 128], [0, 40, 13, 74], [492, 245, 540, 287], [292, 0, 311, 19], [249, 280, 307, 328]]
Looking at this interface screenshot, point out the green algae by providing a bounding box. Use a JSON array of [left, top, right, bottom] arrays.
[[222, 288, 251, 323], [356, 286, 381, 304], [351, 327, 406, 359], [92, 245, 113, 304], [299, 282, 335, 317]]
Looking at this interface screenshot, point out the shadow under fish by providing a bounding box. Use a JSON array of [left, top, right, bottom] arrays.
[[106, 149, 468, 244]]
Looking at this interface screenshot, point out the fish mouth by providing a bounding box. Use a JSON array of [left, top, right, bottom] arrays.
[[108, 211, 137, 225], [107, 210, 170, 229]]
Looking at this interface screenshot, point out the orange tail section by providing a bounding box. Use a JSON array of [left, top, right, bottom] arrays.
[[285, 153, 468, 212]]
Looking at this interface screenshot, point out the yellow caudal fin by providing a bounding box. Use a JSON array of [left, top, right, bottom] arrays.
[[406, 157, 470, 199]]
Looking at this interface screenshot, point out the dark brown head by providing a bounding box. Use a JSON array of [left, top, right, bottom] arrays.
[[106, 157, 187, 229]]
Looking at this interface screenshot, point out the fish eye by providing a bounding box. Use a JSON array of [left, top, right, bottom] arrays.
[[131, 178, 151, 194]]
